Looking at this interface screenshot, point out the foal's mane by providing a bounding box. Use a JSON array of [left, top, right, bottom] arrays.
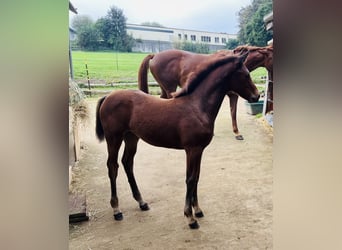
[[171, 54, 239, 98]]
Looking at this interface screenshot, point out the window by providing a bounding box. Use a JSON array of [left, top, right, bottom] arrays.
[[201, 36, 211, 43], [221, 38, 227, 44], [184, 34, 188, 40], [178, 34, 182, 40], [215, 37, 219, 43], [191, 35, 196, 41]]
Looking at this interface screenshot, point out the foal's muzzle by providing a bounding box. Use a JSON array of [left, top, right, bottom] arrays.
[[248, 94, 260, 103]]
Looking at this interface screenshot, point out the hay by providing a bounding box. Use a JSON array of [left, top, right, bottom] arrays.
[[69, 80, 89, 125], [257, 113, 273, 137], [69, 80, 85, 106]]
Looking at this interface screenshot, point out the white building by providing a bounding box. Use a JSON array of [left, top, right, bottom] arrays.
[[126, 23, 237, 53]]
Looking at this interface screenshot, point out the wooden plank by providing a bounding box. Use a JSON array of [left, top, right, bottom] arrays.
[[73, 118, 81, 161], [69, 193, 89, 223]]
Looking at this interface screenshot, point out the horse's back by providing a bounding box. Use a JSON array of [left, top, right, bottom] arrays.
[[149, 50, 212, 90], [101, 90, 168, 122]]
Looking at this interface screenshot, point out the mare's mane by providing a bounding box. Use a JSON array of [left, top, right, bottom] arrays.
[[171, 54, 240, 98], [234, 44, 273, 55]]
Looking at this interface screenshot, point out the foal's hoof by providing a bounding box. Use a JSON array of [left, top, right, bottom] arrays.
[[235, 135, 244, 140], [139, 203, 150, 211], [195, 211, 204, 218], [188, 220, 200, 229], [113, 212, 123, 221]]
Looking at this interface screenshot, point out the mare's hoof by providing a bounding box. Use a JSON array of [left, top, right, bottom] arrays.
[[235, 135, 244, 140], [195, 211, 204, 218], [139, 203, 150, 211], [114, 212, 123, 221], [188, 220, 200, 229]]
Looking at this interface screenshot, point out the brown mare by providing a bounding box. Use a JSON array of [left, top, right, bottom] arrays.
[[234, 44, 273, 112], [138, 45, 273, 140], [96, 52, 259, 229], [233, 44, 273, 80]]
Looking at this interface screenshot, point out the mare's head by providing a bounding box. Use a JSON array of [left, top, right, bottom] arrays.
[[228, 52, 260, 103], [233, 45, 273, 72]]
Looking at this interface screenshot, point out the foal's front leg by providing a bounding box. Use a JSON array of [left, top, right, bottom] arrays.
[[184, 147, 204, 229]]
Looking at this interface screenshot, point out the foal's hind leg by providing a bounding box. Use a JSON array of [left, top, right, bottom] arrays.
[[122, 132, 149, 211], [106, 136, 124, 220]]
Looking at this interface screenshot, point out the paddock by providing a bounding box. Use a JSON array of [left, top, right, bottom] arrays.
[[69, 96, 272, 249]]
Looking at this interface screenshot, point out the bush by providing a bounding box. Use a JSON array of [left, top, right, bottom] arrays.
[[173, 41, 209, 54]]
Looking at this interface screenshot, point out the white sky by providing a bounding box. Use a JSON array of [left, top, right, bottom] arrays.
[[69, 0, 251, 34]]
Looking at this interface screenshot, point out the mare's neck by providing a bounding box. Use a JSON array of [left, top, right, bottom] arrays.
[[245, 58, 264, 72]]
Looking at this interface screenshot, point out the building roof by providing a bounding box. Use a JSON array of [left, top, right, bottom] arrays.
[[263, 11, 273, 31], [69, 1, 78, 14]]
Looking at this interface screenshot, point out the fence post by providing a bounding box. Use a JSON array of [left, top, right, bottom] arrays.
[[85, 61, 91, 96], [115, 51, 119, 71]]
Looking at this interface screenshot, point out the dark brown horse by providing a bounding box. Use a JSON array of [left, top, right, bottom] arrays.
[[96, 52, 259, 229], [138, 46, 273, 140]]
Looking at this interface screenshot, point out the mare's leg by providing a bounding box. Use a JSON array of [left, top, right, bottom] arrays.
[[160, 88, 168, 99], [192, 185, 204, 218], [106, 136, 124, 220], [184, 147, 203, 229], [122, 132, 149, 211], [228, 92, 243, 140], [159, 81, 178, 99]]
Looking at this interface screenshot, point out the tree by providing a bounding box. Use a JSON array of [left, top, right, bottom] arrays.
[[95, 17, 111, 49], [237, 5, 253, 44], [226, 38, 239, 49], [246, 2, 273, 46], [173, 41, 209, 53], [71, 15, 100, 50], [141, 22, 165, 27], [77, 25, 100, 50], [71, 15, 93, 31], [97, 6, 133, 52], [237, 0, 273, 46]]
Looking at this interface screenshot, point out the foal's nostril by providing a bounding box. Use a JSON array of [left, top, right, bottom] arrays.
[[250, 94, 260, 103]]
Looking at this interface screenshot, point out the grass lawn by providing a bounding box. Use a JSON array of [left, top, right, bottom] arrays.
[[72, 51, 153, 83], [71, 50, 268, 91]]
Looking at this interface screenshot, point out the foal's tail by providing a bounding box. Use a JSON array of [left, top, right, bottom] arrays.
[[138, 54, 154, 93], [95, 96, 106, 142]]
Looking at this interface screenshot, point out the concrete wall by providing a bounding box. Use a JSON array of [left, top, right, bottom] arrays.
[[127, 24, 237, 53], [132, 40, 173, 53]]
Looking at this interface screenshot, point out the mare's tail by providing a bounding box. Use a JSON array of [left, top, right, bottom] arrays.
[[138, 54, 154, 93], [95, 96, 106, 142]]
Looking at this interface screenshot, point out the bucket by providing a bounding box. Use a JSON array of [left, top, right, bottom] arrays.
[[245, 100, 264, 115]]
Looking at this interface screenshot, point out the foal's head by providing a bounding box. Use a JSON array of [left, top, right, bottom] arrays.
[[228, 52, 260, 103], [171, 52, 259, 103]]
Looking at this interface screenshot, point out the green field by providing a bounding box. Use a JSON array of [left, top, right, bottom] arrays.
[[71, 50, 268, 87], [71, 51, 154, 84]]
